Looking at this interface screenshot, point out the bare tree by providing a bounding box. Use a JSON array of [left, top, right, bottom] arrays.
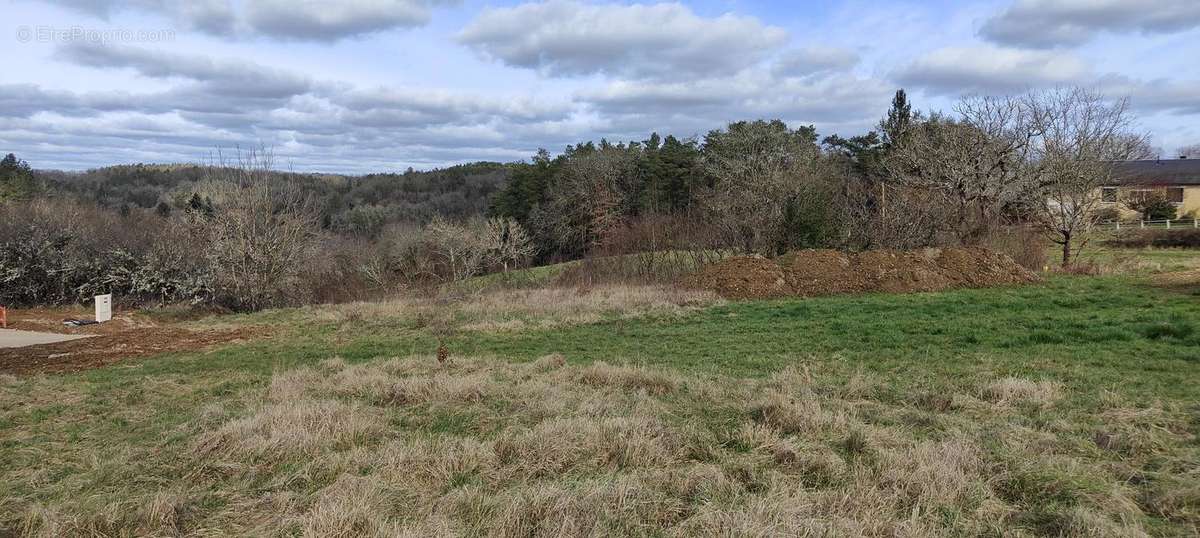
[[201, 151, 320, 311], [542, 146, 637, 255], [1178, 143, 1200, 159], [1022, 87, 1152, 267], [1025, 88, 1151, 267], [377, 222, 438, 287], [481, 217, 535, 273], [424, 216, 487, 282], [700, 120, 823, 254], [841, 180, 955, 250], [885, 96, 1034, 244]]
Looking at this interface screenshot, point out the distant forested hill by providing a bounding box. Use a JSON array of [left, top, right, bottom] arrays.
[[34, 162, 509, 237]]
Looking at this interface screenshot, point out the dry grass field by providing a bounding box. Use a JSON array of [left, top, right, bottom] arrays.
[[2, 249, 1199, 537]]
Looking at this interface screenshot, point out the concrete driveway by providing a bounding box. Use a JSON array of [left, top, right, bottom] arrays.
[[0, 329, 93, 348]]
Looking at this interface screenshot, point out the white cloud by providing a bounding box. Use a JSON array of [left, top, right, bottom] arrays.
[[1097, 75, 1200, 115], [457, 0, 788, 80], [2, 42, 583, 171], [773, 46, 860, 77], [894, 45, 1089, 95], [578, 69, 893, 139], [38, 0, 451, 41], [981, 0, 1200, 48], [9, 0, 1199, 170], [243, 0, 451, 41], [55, 42, 312, 99]]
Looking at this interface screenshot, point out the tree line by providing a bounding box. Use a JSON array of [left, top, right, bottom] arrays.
[[32, 159, 509, 238], [488, 87, 1151, 267], [1, 86, 1155, 310]]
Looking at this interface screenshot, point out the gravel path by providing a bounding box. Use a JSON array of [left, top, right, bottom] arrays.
[[0, 329, 93, 349]]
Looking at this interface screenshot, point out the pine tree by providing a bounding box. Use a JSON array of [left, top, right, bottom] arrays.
[[0, 153, 36, 201], [880, 89, 912, 147]]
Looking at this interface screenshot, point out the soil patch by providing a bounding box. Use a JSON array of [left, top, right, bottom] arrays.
[[682, 247, 1039, 300], [675, 256, 791, 300], [0, 308, 267, 376]]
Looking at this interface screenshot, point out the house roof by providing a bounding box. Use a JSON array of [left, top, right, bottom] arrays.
[[1111, 159, 1200, 186]]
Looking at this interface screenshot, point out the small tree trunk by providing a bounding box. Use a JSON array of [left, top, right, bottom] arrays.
[[1060, 231, 1072, 267]]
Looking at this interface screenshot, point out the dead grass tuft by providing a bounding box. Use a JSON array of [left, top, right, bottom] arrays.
[[299, 475, 398, 538], [493, 416, 680, 477], [574, 361, 680, 395], [750, 390, 852, 435], [1059, 506, 1152, 538], [1141, 477, 1200, 523], [192, 398, 384, 462], [318, 284, 721, 333], [528, 353, 567, 371], [981, 376, 1061, 407], [378, 372, 492, 405], [1094, 406, 1182, 457], [876, 440, 985, 512]]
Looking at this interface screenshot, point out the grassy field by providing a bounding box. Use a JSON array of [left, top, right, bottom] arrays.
[[1, 250, 1198, 536]]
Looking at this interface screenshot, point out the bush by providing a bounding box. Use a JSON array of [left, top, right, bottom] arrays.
[[1103, 229, 1200, 249], [0, 199, 210, 307], [202, 179, 321, 311], [554, 213, 727, 286], [0, 171, 322, 311], [985, 227, 1048, 271], [1124, 192, 1177, 221], [1093, 206, 1122, 223]]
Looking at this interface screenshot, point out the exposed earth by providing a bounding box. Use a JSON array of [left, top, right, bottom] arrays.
[[0, 308, 267, 376]]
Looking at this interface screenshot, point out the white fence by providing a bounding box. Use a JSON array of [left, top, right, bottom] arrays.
[[1097, 219, 1200, 231]]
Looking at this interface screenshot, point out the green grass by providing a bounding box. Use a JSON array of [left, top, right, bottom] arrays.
[[446, 260, 576, 293], [445, 276, 1199, 398], [1069, 244, 1200, 273], [2, 259, 1199, 535]]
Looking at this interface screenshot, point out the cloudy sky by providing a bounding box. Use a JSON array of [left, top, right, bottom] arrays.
[[2, 0, 1198, 172]]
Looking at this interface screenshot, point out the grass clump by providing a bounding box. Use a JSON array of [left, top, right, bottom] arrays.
[[981, 377, 1062, 408]]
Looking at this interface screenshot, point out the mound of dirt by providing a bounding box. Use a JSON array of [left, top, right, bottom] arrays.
[[682, 247, 1038, 300], [680, 256, 792, 300]]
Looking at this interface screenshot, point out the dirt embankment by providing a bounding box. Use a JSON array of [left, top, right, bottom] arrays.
[[0, 309, 267, 376], [681, 247, 1039, 300]]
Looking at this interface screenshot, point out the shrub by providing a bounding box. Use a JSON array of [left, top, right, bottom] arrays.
[[1124, 191, 1177, 221], [1102, 229, 1200, 249], [1093, 206, 1122, 223], [0, 199, 209, 307], [986, 227, 1048, 271], [202, 179, 321, 311], [0, 173, 323, 311], [554, 213, 727, 286]]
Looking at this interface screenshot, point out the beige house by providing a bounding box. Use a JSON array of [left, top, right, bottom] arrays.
[[1099, 158, 1200, 219]]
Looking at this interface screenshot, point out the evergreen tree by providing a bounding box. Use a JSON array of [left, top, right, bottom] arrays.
[[0, 153, 36, 201], [488, 149, 561, 223], [658, 135, 702, 211], [186, 192, 215, 219], [880, 89, 913, 147]]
